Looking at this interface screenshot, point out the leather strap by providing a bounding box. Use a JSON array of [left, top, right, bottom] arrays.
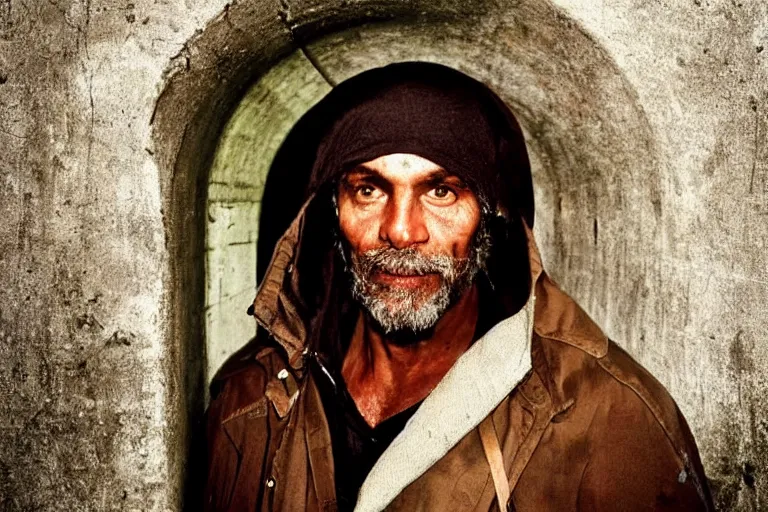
[[479, 415, 510, 511]]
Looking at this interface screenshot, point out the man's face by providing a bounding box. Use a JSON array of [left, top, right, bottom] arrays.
[[337, 153, 483, 335]]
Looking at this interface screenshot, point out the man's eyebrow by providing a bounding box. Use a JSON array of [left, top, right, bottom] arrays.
[[423, 170, 468, 188], [342, 166, 379, 180], [340, 166, 390, 190], [341, 166, 381, 185]]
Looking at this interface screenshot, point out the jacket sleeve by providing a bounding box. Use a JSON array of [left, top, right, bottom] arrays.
[[576, 387, 710, 511]]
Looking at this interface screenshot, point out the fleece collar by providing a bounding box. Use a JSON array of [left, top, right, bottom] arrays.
[[353, 291, 536, 512]]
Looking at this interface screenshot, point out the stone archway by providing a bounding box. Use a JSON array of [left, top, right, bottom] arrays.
[[151, 1, 659, 506], [202, 14, 659, 387]]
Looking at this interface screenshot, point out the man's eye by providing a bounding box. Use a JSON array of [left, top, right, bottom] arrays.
[[434, 186, 450, 198], [426, 186, 457, 203], [354, 185, 382, 201]]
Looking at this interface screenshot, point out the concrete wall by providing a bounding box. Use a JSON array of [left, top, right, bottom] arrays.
[[1, 0, 766, 510]]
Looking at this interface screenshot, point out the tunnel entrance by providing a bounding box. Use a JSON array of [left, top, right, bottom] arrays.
[[204, 52, 331, 384], [151, 1, 659, 507]]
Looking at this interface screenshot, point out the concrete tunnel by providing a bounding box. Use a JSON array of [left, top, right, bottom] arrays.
[[1, 0, 766, 510]]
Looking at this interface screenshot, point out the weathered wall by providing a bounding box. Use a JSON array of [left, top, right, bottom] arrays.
[[1, 0, 766, 510], [0, 1, 226, 510]]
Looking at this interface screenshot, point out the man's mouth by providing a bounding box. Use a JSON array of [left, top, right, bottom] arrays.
[[372, 271, 441, 290]]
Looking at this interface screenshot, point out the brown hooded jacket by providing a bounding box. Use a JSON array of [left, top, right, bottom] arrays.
[[202, 196, 713, 511], [203, 62, 713, 512]]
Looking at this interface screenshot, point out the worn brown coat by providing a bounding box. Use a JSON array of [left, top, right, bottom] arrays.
[[203, 204, 714, 512]]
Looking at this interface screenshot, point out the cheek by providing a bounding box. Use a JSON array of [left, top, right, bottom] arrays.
[[338, 201, 381, 251], [426, 203, 480, 257]]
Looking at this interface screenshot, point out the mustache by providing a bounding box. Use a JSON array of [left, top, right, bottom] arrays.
[[351, 247, 467, 278]]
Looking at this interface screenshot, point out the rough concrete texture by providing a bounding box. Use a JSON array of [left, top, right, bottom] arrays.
[[0, 0, 766, 511], [0, 1, 226, 510]]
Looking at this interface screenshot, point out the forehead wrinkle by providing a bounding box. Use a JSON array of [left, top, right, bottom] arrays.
[[351, 158, 457, 187]]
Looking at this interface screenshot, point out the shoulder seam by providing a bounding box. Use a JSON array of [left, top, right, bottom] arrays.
[[594, 348, 686, 469], [212, 346, 277, 383], [594, 350, 712, 510]]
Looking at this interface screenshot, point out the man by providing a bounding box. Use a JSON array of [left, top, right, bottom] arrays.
[[203, 62, 713, 511]]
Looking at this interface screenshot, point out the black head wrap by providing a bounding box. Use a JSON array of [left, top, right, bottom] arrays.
[[257, 62, 534, 357], [307, 61, 534, 228]]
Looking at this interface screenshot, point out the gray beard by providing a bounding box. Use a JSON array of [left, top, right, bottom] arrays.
[[343, 231, 490, 336]]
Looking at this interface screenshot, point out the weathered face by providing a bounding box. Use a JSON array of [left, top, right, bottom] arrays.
[[337, 153, 484, 334]]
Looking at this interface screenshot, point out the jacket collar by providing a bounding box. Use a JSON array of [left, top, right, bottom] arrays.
[[355, 288, 536, 512], [522, 222, 608, 359], [251, 199, 312, 369], [250, 195, 609, 392]]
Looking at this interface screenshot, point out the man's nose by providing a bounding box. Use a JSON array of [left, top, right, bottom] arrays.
[[379, 195, 429, 249]]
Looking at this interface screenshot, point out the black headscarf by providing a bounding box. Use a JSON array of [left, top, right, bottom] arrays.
[[257, 61, 534, 359], [308, 61, 534, 228]]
